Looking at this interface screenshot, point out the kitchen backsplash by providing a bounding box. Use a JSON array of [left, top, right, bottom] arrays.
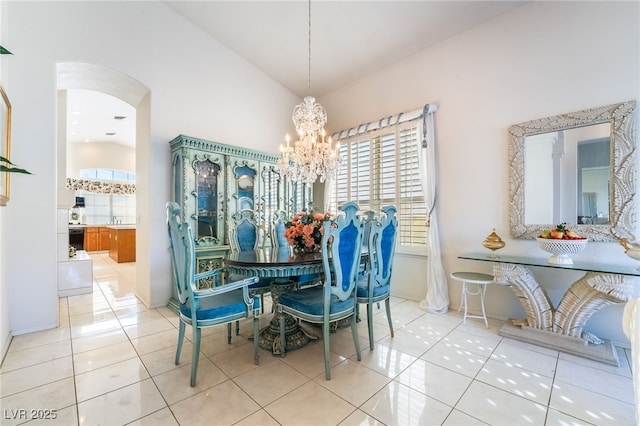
[[80, 192, 136, 224]]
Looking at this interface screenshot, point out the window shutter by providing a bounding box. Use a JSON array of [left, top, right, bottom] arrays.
[[399, 126, 427, 246], [330, 123, 427, 252]]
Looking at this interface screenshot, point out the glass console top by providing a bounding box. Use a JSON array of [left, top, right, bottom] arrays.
[[459, 253, 640, 277]]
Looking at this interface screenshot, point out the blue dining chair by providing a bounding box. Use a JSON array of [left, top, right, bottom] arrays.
[[270, 210, 289, 248], [229, 211, 271, 312], [356, 205, 398, 350], [277, 201, 364, 380], [167, 202, 261, 387], [229, 211, 260, 251]]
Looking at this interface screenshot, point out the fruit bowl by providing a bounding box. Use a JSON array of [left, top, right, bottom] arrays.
[[536, 237, 588, 264]]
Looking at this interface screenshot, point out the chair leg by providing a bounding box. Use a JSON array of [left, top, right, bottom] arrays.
[[323, 320, 331, 380], [457, 282, 465, 314], [190, 326, 202, 387], [385, 298, 394, 338], [261, 293, 265, 314], [227, 323, 232, 344], [461, 282, 469, 324], [253, 316, 260, 365], [175, 320, 186, 365], [236, 320, 240, 336], [367, 302, 375, 350], [351, 312, 361, 362], [480, 284, 489, 328]]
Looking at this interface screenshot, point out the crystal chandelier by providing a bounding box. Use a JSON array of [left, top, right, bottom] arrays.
[[278, 0, 341, 184]]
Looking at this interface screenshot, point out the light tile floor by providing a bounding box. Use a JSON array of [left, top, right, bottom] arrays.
[[0, 252, 636, 425]]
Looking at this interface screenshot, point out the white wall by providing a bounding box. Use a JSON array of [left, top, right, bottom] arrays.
[[320, 1, 639, 345], [67, 142, 135, 178], [1, 1, 299, 344], [0, 0, 9, 361]]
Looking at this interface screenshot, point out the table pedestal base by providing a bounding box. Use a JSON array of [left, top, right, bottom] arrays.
[[499, 318, 619, 366], [258, 278, 319, 355], [258, 313, 318, 355]]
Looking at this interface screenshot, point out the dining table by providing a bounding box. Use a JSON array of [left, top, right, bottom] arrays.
[[224, 246, 325, 355]]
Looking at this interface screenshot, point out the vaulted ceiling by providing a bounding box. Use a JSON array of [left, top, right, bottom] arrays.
[[165, 1, 529, 97], [67, 1, 529, 148]]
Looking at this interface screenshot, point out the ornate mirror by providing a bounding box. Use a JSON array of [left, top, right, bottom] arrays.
[[509, 100, 637, 241]]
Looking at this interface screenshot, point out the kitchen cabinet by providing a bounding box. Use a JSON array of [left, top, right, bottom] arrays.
[[84, 227, 99, 251], [85, 226, 111, 251], [100, 227, 110, 250], [108, 226, 136, 263]]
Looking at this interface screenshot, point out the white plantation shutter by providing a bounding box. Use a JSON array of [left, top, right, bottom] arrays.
[[350, 139, 371, 211], [330, 123, 427, 252], [399, 126, 427, 246], [379, 133, 396, 206]]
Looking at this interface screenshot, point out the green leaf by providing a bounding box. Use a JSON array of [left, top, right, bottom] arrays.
[[1, 155, 16, 165], [1, 156, 32, 174], [0, 165, 31, 174], [0, 45, 12, 55]]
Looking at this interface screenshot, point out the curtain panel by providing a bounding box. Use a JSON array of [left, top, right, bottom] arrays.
[[416, 106, 449, 313]]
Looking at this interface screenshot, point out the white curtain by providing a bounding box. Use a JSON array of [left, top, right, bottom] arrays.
[[417, 105, 449, 313]]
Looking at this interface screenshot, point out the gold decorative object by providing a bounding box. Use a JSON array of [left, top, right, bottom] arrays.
[[483, 228, 505, 257], [618, 238, 640, 262]]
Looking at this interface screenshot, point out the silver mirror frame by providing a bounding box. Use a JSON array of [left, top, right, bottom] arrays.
[[509, 100, 637, 242]]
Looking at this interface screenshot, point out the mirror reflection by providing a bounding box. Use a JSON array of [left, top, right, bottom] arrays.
[[509, 100, 637, 242], [195, 158, 221, 239], [524, 123, 610, 225], [234, 165, 256, 212]]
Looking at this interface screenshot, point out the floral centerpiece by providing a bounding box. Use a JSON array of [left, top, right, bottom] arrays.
[[284, 210, 333, 252]]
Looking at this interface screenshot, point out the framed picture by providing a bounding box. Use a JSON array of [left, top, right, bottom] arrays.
[[0, 82, 11, 206]]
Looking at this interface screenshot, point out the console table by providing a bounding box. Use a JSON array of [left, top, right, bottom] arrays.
[[459, 253, 640, 366]]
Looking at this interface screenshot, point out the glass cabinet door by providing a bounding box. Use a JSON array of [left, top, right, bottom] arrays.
[[194, 158, 222, 240], [260, 164, 282, 242], [233, 163, 257, 213]]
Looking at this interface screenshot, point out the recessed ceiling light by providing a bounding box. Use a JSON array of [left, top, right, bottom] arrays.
[[105, 132, 116, 136], [113, 116, 126, 120]]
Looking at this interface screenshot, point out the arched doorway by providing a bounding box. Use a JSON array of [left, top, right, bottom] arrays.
[[56, 62, 151, 303]]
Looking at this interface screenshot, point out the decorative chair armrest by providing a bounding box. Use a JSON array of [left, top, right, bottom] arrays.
[[194, 276, 259, 298], [194, 267, 225, 282]]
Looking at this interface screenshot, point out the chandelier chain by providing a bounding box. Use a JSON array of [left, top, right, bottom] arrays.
[[278, 0, 342, 184], [308, 0, 311, 96]]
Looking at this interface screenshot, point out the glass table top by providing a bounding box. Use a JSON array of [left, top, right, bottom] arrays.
[[458, 252, 640, 277]]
